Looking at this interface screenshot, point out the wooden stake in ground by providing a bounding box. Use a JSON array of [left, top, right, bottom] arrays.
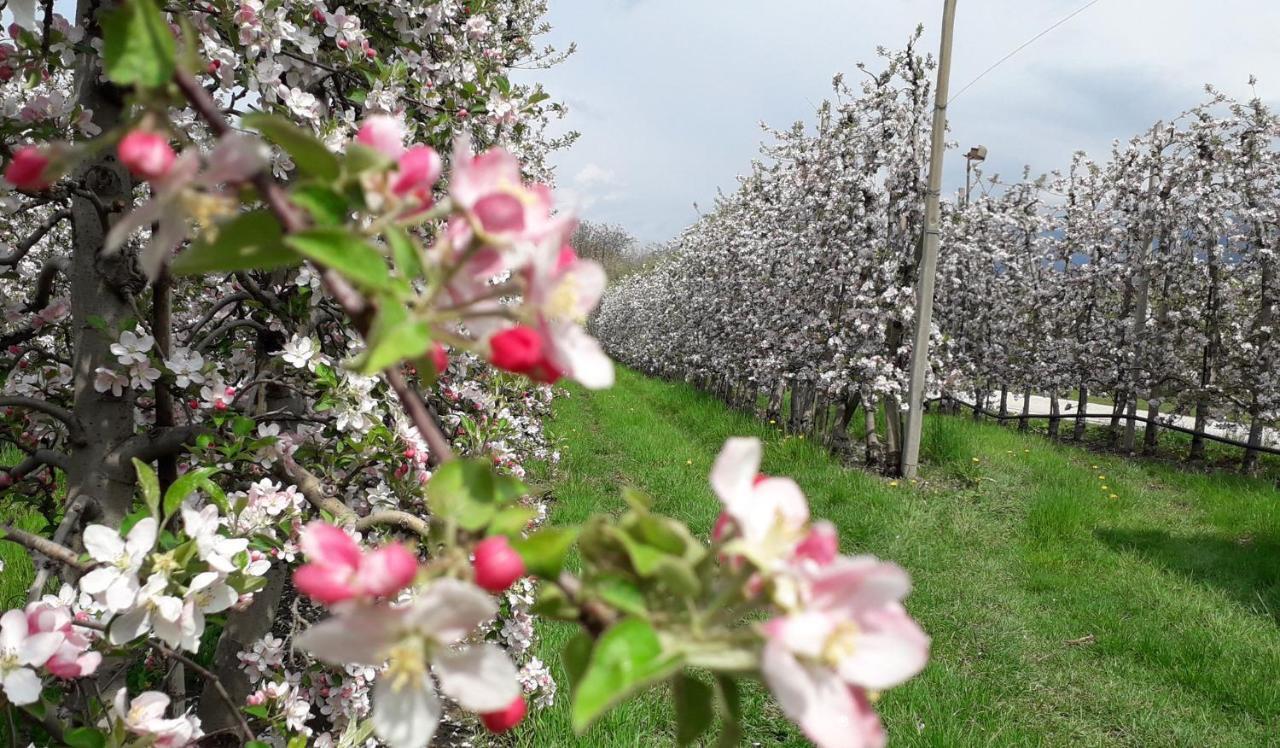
[[901, 0, 958, 479]]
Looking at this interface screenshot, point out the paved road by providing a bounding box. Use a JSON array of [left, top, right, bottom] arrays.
[[950, 391, 1280, 449]]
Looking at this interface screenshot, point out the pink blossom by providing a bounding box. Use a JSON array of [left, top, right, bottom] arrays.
[[450, 141, 553, 248], [355, 114, 406, 159], [0, 609, 62, 705], [709, 437, 810, 568], [112, 689, 203, 746], [390, 145, 442, 202], [25, 601, 101, 679], [761, 557, 929, 748], [794, 521, 839, 567], [293, 522, 418, 605]]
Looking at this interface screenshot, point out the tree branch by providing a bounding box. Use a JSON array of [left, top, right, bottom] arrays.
[[3, 448, 71, 479], [0, 523, 88, 571], [27, 492, 89, 603], [276, 455, 430, 537], [0, 209, 71, 266], [0, 396, 81, 439]]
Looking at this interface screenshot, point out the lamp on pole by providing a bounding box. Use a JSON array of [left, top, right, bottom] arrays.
[[900, 0, 958, 480], [964, 145, 986, 207]]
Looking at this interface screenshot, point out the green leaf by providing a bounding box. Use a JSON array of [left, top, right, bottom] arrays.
[[426, 459, 525, 531], [572, 618, 683, 733], [487, 505, 537, 537], [63, 727, 107, 748], [285, 228, 390, 291], [592, 575, 647, 617], [101, 0, 174, 88], [513, 526, 579, 579], [562, 631, 593, 697], [291, 185, 349, 226], [351, 301, 432, 375], [674, 673, 715, 747], [172, 210, 298, 275], [242, 113, 340, 180], [162, 467, 219, 520], [531, 582, 579, 619], [714, 676, 744, 747], [385, 226, 423, 281], [132, 458, 160, 518], [344, 143, 392, 176], [621, 486, 652, 512]]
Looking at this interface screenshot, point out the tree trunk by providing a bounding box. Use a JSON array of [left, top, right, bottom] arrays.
[[1142, 401, 1160, 455], [999, 385, 1009, 417], [863, 403, 881, 469], [1047, 393, 1061, 439], [66, 0, 140, 528], [1073, 386, 1089, 441], [1242, 415, 1265, 474], [1018, 391, 1031, 432], [883, 396, 902, 471]]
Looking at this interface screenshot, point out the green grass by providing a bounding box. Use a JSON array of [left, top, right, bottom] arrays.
[[513, 367, 1280, 747]]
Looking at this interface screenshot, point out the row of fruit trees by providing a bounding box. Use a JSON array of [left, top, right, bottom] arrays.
[[594, 33, 1279, 473]]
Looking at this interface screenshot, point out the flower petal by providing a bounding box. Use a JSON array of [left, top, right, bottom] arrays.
[[17, 631, 63, 667], [2, 667, 43, 705], [434, 643, 520, 712], [710, 437, 761, 506], [82, 524, 125, 563], [761, 641, 885, 748], [407, 579, 496, 644], [372, 671, 441, 748], [294, 606, 404, 666], [837, 604, 930, 691], [125, 517, 158, 557]]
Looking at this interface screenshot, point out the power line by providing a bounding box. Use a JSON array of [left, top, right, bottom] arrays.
[[948, 0, 1104, 105]]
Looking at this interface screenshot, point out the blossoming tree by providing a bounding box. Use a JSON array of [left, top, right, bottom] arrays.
[[0, 1, 929, 747]]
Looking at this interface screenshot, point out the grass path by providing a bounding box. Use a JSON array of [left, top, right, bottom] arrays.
[[516, 367, 1280, 747]]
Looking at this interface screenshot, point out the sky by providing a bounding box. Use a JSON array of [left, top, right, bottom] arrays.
[[522, 0, 1280, 244]]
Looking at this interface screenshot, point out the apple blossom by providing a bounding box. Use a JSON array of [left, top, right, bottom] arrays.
[[293, 522, 418, 605], [0, 609, 62, 705], [111, 688, 204, 747], [296, 578, 521, 748], [78, 517, 158, 612], [25, 601, 101, 679]]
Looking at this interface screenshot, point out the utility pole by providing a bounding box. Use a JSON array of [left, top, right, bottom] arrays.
[[900, 0, 958, 479]]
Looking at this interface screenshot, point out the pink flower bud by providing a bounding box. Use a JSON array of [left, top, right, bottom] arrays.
[[403, 447, 416, 459], [489, 326, 562, 384], [355, 114, 405, 158], [4, 146, 54, 190], [430, 342, 448, 375], [337, 38, 349, 49], [118, 130, 176, 181], [472, 536, 525, 593], [480, 696, 527, 733], [311, 7, 326, 22], [213, 400, 228, 412]]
